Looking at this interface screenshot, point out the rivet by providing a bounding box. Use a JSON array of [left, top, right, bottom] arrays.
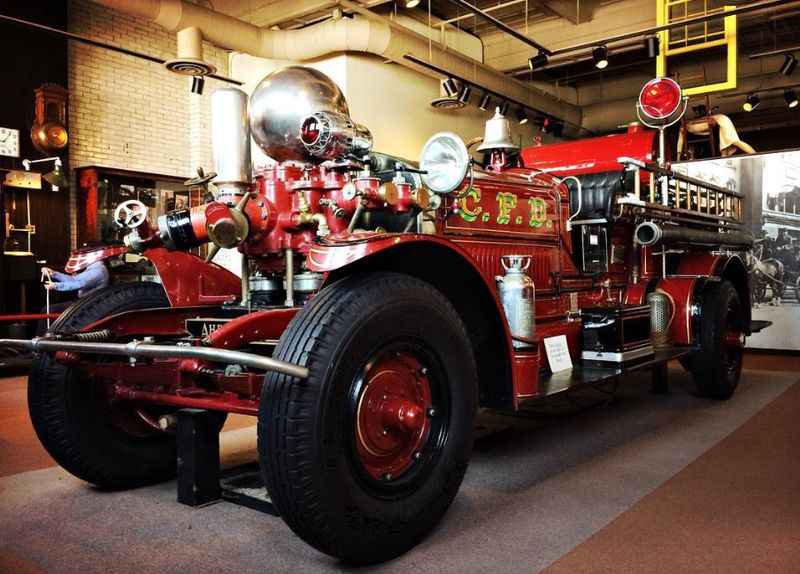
[[413, 451, 421, 460], [426, 407, 436, 418], [382, 473, 393, 481]]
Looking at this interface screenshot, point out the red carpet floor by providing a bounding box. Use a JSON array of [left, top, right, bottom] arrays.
[[546, 380, 800, 573]]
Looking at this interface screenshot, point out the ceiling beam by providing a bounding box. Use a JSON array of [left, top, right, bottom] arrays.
[[537, 0, 602, 24]]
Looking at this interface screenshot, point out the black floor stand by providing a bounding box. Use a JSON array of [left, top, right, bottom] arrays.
[[650, 362, 669, 394], [176, 408, 277, 515]]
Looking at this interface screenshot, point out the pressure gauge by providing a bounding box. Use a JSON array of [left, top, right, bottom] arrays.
[[0, 127, 20, 158]]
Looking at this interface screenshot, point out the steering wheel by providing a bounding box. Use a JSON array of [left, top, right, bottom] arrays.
[[114, 199, 148, 229]]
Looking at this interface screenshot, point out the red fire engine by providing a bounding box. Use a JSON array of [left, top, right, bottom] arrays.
[[2, 70, 758, 563]]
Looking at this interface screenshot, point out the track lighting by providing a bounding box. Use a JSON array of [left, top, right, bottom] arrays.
[[478, 92, 491, 111], [592, 45, 608, 69], [528, 53, 548, 70], [499, 101, 510, 116], [645, 36, 660, 58], [780, 54, 797, 77], [442, 78, 458, 98], [785, 89, 799, 109], [457, 84, 472, 104], [516, 109, 528, 125], [405, 0, 421, 7], [190, 76, 205, 95], [743, 93, 760, 112]]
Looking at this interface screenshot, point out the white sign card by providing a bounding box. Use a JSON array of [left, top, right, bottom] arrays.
[[544, 335, 573, 373]]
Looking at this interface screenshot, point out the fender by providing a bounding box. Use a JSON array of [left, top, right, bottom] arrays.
[[144, 247, 240, 307], [676, 252, 752, 333], [308, 233, 517, 409]]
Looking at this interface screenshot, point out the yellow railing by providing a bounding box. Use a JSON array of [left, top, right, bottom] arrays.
[[656, 1, 737, 96]]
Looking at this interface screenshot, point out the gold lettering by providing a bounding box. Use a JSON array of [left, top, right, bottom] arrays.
[[528, 197, 548, 228], [496, 192, 517, 225], [458, 187, 482, 223]]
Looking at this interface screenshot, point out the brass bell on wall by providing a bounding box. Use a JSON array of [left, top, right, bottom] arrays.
[[30, 84, 69, 156], [477, 107, 519, 152]]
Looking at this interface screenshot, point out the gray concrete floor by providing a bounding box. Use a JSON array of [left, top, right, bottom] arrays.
[[1, 366, 796, 573]]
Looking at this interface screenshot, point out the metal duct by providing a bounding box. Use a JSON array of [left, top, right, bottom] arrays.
[[89, 0, 582, 128]]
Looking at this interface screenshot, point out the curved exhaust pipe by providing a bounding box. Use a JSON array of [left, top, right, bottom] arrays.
[[634, 221, 754, 248]]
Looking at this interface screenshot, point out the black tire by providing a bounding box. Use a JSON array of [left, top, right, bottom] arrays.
[[258, 272, 478, 564], [690, 280, 745, 400], [28, 281, 180, 489]]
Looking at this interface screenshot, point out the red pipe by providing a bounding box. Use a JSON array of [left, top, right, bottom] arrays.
[[113, 386, 259, 416], [0, 313, 60, 322]]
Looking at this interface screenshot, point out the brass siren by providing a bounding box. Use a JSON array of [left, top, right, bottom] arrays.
[[477, 107, 519, 152]]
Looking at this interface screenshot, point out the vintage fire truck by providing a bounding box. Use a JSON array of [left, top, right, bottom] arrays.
[[2, 69, 756, 563]]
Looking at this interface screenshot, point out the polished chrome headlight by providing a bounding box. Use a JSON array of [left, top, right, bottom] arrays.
[[419, 132, 470, 194]]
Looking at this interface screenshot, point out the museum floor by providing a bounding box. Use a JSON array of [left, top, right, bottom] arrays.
[[1, 355, 798, 573]]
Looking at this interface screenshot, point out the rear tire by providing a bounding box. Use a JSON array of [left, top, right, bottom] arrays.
[[28, 282, 179, 488], [689, 280, 745, 400], [258, 272, 478, 564]]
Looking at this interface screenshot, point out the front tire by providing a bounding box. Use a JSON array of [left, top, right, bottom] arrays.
[[258, 273, 478, 564], [28, 282, 179, 488]]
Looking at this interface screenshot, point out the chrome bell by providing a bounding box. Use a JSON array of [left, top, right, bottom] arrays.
[[477, 107, 519, 152]]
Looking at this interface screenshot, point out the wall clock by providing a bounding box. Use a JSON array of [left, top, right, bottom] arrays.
[[0, 127, 20, 158]]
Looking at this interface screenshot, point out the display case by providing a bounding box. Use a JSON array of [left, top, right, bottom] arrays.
[[75, 166, 204, 249]]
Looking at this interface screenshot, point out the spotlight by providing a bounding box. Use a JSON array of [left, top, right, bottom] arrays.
[[499, 101, 510, 116], [785, 89, 799, 109], [457, 84, 472, 104], [780, 53, 797, 77], [528, 53, 548, 70], [478, 92, 491, 111], [405, 0, 421, 7], [190, 76, 205, 95], [645, 36, 660, 58], [743, 93, 760, 112], [442, 77, 458, 97], [516, 108, 528, 125], [592, 45, 608, 69]]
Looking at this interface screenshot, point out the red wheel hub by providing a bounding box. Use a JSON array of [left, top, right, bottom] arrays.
[[355, 352, 432, 481]]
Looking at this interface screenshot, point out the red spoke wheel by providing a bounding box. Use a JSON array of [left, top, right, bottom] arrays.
[[689, 280, 745, 399], [259, 273, 477, 564]]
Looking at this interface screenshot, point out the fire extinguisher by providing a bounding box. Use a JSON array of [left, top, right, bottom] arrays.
[[496, 254, 536, 349]]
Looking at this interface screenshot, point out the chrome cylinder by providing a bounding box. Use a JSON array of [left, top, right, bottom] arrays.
[[647, 291, 671, 349], [496, 254, 536, 349], [211, 87, 252, 192]]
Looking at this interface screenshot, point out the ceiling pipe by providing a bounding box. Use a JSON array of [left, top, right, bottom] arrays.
[[88, 0, 582, 128], [445, 0, 551, 55]]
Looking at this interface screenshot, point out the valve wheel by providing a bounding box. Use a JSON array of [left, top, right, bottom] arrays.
[[352, 347, 437, 483], [113, 199, 148, 229]]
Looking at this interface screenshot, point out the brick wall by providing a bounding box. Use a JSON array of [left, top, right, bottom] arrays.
[[67, 0, 230, 246], [68, 0, 229, 175]]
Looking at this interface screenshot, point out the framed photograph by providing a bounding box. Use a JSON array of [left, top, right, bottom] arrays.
[[675, 149, 800, 351]]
